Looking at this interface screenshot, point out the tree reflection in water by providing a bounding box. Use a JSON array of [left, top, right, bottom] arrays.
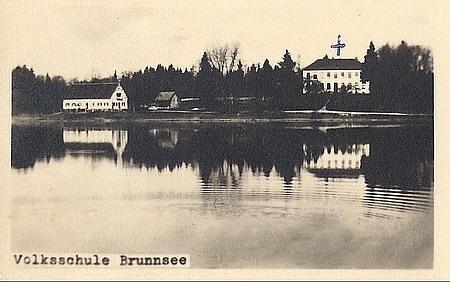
[[11, 124, 433, 190]]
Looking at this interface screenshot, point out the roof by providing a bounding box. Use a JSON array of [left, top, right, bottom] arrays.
[[65, 83, 119, 99], [155, 91, 176, 101], [303, 55, 362, 71]]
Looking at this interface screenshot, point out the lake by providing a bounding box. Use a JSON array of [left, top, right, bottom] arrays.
[[10, 122, 434, 268]]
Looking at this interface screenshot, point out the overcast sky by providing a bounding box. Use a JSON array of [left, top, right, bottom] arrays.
[[2, 0, 442, 81]]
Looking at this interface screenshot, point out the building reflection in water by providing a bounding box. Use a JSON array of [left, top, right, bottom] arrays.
[[148, 129, 179, 149], [63, 127, 128, 164], [303, 143, 370, 178], [11, 124, 433, 219]]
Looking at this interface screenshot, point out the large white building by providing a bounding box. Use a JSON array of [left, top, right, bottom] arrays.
[[303, 55, 370, 94], [63, 82, 128, 111]]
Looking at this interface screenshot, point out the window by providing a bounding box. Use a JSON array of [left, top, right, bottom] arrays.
[[116, 93, 122, 97], [327, 72, 331, 77], [306, 73, 310, 79], [97, 103, 101, 106], [313, 74, 317, 79], [122, 102, 126, 106], [355, 72, 359, 76], [65, 103, 69, 106], [327, 83, 331, 90], [348, 72, 351, 78], [334, 73, 337, 78], [341, 72, 344, 77]]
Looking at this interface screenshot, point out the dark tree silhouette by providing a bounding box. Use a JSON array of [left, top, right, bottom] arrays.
[[195, 52, 222, 108], [361, 42, 378, 82], [361, 41, 433, 113], [12, 65, 68, 115], [275, 49, 302, 110]]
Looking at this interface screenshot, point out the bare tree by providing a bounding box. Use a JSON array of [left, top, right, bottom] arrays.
[[207, 43, 240, 76]]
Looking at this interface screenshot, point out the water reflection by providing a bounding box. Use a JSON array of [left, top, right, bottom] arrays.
[[10, 123, 434, 268], [63, 127, 128, 163], [11, 125, 65, 169], [11, 124, 434, 214]]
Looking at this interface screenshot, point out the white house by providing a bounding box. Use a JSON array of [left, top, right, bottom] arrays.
[[63, 82, 128, 111], [303, 55, 370, 94]]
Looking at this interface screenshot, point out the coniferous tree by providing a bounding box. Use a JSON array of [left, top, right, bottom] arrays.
[[276, 50, 300, 110], [278, 49, 296, 72], [361, 41, 379, 91], [259, 59, 274, 99], [195, 52, 222, 108]]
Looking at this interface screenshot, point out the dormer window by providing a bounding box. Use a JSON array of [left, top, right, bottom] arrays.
[[116, 93, 122, 98]]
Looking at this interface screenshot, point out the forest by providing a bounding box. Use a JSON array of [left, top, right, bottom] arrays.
[[11, 41, 434, 115]]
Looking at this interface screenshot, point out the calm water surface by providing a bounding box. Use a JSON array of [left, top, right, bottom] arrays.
[[11, 123, 434, 268]]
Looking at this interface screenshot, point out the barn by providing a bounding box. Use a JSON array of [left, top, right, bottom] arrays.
[[153, 91, 181, 109]]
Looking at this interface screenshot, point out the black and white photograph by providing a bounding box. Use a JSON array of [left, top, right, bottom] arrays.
[[2, 0, 448, 280]]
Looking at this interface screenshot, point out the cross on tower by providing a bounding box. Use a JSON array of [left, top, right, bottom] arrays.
[[331, 35, 346, 56]]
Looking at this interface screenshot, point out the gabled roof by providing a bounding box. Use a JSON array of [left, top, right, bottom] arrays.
[[155, 91, 176, 101], [303, 55, 362, 71], [65, 83, 119, 99]]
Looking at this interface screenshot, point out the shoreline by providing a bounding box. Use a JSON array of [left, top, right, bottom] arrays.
[[11, 111, 434, 127]]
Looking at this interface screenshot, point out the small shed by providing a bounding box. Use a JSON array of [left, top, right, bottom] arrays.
[[154, 91, 181, 109]]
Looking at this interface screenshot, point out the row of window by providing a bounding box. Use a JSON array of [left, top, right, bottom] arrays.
[[66, 102, 81, 107], [307, 71, 360, 80], [306, 159, 360, 169], [64, 102, 127, 107], [324, 82, 359, 90], [326, 159, 360, 169]]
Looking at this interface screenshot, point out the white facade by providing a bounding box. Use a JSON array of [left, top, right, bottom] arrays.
[[303, 56, 370, 94], [110, 85, 128, 110], [63, 84, 128, 111], [63, 99, 113, 111], [304, 69, 370, 94]]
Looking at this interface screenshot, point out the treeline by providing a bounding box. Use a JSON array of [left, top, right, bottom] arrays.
[[119, 49, 305, 111], [11, 41, 434, 115], [361, 41, 434, 113], [12, 66, 68, 115]]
